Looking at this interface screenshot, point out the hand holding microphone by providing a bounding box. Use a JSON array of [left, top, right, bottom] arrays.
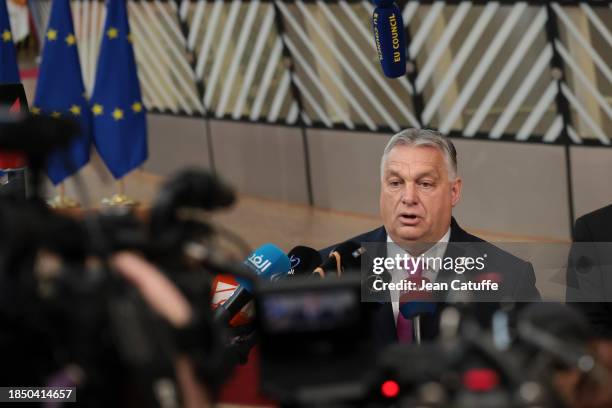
[[372, 0, 407, 78]]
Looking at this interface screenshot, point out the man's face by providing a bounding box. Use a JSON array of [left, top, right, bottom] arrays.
[[379, 145, 462, 247]]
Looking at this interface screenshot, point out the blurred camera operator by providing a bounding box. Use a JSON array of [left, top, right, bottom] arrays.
[[2, 249, 215, 408], [111, 251, 212, 408]]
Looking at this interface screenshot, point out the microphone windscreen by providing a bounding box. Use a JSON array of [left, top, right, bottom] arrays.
[[333, 240, 364, 270], [158, 168, 235, 212], [239, 243, 291, 291], [399, 276, 437, 318], [286, 246, 322, 278], [210, 275, 253, 326], [400, 301, 437, 319], [372, 3, 406, 78], [372, 0, 395, 7], [211, 275, 239, 309]]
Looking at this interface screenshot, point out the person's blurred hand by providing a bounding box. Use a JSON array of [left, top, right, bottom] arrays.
[[554, 340, 612, 408], [574, 341, 612, 408]]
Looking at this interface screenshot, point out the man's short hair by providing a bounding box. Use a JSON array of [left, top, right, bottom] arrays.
[[380, 128, 458, 180]]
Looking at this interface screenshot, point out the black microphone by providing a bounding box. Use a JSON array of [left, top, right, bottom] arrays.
[[150, 168, 235, 227], [313, 241, 365, 278], [148, 168, 236, 253], [276, 246, 322, 280], [371, 0, 406, 78]]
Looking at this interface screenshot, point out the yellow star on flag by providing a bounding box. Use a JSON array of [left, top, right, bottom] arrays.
[[30, 106, 41, 115], [92, 104, 103, 116], [51, 111, 61, 118], [107, 27, 118, 39], [112, 108, 124, 121], [47, 29, 58, 41], [127, 33, 133, 43], [131, 102, 143, 113], [2, 29, 11, 42], [65, 34, 76, 46], [69, 105, 81, 116]]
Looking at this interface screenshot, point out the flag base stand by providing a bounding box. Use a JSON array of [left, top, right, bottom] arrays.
[[101, 193, 139, 207], [47, 183, 80, 209], [101, 180, 138, 207], [47, 195, 81, 209]]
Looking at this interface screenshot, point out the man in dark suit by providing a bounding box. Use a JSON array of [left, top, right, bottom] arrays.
[[566, 204, 612, 338], [562, 205, 612, 408], [322, 128, 540, 346]]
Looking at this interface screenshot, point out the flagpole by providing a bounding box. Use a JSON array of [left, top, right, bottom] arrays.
[[59, 183, 65, 201]]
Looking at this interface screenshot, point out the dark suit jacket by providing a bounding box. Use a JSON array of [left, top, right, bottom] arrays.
[[321, 217, 540, 347], [566, 204, 612, 338]]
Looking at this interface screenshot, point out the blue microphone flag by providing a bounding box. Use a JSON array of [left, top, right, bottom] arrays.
[[372, 1, 406, 78], [240, 243, 291, 291]]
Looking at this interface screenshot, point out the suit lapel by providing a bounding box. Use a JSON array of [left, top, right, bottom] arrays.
[[359, 227, 399, 346]]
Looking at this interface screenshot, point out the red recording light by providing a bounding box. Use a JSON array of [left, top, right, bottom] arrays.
[[462, 368, 500, 392], [381, 380, 400, 398]]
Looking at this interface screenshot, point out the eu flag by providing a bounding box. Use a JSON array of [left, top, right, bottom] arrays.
[[91, 0, 147, 179], [0, 0, 19, 83], [33, 0, 91, 185]]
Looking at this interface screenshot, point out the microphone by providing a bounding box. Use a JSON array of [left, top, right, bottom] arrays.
[[276, 246, 322, 280], [399, 276, 436, 344], [223, 245, 318, 326], [214, 243, 291, 325], [338, 242, 367, 273], [372, 0, 406, 78], [154, 168, 235, 213], [313, 241, 365, 278], [210, 275, 253, 327], [150, 168, 235, 237]]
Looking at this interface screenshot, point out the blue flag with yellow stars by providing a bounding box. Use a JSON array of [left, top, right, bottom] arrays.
[[91, 0, 147, 179], [0, 0, 20, 83], [33, 0, 91, 184]]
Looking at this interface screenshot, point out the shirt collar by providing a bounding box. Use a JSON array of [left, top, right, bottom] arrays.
[[386, 226, 451, 260], [386, 227, 451, 247]]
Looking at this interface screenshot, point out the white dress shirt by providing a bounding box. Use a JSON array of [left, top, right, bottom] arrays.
[[387, 228, 451, 326]]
